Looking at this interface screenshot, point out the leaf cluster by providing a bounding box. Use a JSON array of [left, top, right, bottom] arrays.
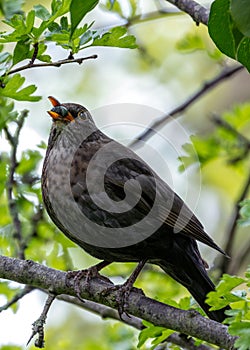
[[179, 103, 250, 172], [0, 0, 137, 102], [207, 272, 250, 350], [209, 0, 250, 72]]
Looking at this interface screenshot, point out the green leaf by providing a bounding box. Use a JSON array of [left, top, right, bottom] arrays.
[[230, 0, 250, 37], [17, 150, 42, 175], [138, 322, 166, 348], [176, 33, 205, 52], [35, 0, 71, 38], [0, 52, 11, 75], [70, 0, 99, 36], [238, 199, 250, 227], [1, 74, 41, 101], [236, 37, 250, 72], [34, 4, 51, 21], [207, 274, 246, 310], [229, 321, 250, 350], [26, 9, 35, 33], [92, 26, 137, 48], [13, 40, 30, 65], [208, 0, 236, 58], [0, 0, 24, 20]]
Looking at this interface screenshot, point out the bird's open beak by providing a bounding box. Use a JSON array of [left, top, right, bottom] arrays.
[[48, 96, 60, 107], [47, 110, 74, 122], [47, 96, 74, 122]]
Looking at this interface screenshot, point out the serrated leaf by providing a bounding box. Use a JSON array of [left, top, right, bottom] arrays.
[[152, 329, 174, 347], [35, 0, 71, 38], [26, 10, 35, 33], [34, 4, 50, 21], [231, 0, 250, 37], [138, 324, 166, 348], [207, 274, 246, 310], [13, 40, 30, 65], [79, 29, 93, 45], [70, 0, 99, 36], [38, 54, 51, 62], [229, 321, 250, 350], [51, 0, 61, 15], [1, 74, 41, 101], [60, 16, 69, 30], [92, 26, 137, 48]]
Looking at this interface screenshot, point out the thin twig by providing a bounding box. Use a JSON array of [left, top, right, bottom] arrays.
[[57, 294, 144, 329], [211, 114, 250, 163], [129, 65, 244, 148], [0, 285, 34, 312], [228, 242, 250, 275], [27, 293, 56, 348], [219, 172, 250, 274], [210, 115, 250, 273], [156, 334, 214, 350], [30, 42, 39, 65], [6, 54, 98, 76], [4, 110, 29, 259]]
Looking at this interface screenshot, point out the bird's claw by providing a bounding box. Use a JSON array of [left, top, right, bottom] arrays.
[[66, 267, 111, 302], [101, 283, 139, 319]]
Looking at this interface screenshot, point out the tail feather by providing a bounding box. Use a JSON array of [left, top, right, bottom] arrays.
[[187, 282, 227, 323], [158, 238, 228, 323]]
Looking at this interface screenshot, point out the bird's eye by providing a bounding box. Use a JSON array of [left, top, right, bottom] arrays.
[[78, 110, 87, 119]]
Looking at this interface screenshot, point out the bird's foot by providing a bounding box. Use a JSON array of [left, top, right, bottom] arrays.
[[66, 261, 111, 302], [101, 280, 144, 319], [101, 260, 147, 319]]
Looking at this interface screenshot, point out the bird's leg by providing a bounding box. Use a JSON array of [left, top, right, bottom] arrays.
[[102, 259, 147, 318], [66, 260, 111, 302]]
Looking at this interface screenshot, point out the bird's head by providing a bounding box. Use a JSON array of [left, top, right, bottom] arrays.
[[47, 96, 92, 124]]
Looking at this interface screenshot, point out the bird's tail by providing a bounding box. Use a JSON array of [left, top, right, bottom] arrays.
[[158, 239, 227, 323]]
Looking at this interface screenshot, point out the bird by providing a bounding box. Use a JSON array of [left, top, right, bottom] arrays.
[[42, 96, 228, 323]]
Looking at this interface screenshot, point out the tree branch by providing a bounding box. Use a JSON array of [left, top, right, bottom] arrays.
[[57, 294, 144, 329], [6, 55, 98, 76], [0, 285, 34, 312], [219, 171, 250, 274], [27, 293, 56, 348], [0, 256, 237, 349], [165, 0, 209, 25], [57, 294, 213, 349], [57, 294, 212, 350], [129, 65, 244, 148], [156, 334, 214, 350], [4, 110, 29, 259]]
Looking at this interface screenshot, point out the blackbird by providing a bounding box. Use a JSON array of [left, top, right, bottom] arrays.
[[42, 96, 228, 322]]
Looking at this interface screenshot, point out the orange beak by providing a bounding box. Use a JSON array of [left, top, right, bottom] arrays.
[[47, 96, 74, 122], [47, 110, 74, 122], [48, 96, 60, 107]]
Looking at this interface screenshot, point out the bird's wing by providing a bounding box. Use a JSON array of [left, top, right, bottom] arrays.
[[102, 148, 225, 255]]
